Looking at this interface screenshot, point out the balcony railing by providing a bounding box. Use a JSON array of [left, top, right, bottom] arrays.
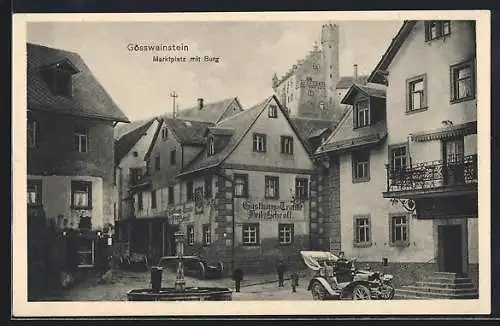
[[385, 154, 477, 195]]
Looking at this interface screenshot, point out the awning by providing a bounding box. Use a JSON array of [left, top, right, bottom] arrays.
[[411, 121, 477, 142]]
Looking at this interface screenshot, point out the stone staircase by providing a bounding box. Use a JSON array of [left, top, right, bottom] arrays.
[[395, 272, 479, 300]]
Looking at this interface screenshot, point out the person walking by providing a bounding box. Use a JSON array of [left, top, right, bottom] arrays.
[[233, 268, 243, 292], [291, 271, 299, 293], [277, 260, 286, 287]]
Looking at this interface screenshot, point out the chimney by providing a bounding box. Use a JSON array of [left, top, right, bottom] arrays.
[[353, 64, 358, 80], [197, 98, 204, 110]]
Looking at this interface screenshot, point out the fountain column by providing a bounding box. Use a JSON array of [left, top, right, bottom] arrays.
[[174, 231, 186, 292]]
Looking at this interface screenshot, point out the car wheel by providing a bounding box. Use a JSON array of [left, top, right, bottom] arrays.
[[311, 281, 326, 300], [380, 284, 395, 300], [352, 284, 372, 300]]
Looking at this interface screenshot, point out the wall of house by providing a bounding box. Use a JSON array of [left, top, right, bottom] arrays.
[[28, 110, 116, 227], [338, 142, 436, 263], [386, 20, 476, 146], [224, 97, 315, 171], [28, 174, 105, 231]]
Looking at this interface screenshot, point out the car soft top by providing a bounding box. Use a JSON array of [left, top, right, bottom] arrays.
[[300, 251, 340, 271]]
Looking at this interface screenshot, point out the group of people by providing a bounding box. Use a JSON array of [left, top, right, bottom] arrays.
[[232, 259, 299, 293]]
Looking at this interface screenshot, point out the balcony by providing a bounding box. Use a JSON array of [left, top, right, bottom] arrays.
[[383, 154, 478, 199]]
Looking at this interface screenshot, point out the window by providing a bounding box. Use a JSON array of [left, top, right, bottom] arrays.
[[207, 136, 215, 156], [268, 105, 278, 118], [253, 133, 267, 152], [186, 181, 194, 202], [265, 176, 279, 199], [130, 168, 143, 185], [137, 191, 143, 211], [170, 150, 176, 165], [151, 189, 157, 209], [187, 225, 195, 245], [27, 179, 42, 206], [234, 174, 248, 197], [204, 177, 212, 198], [203, 224, 211, 246], [71, 181, 92, 209], [77, 239, 95, 268], [354, 100, 370, 128], [390, 145, 408, 172], [27, 119, 38, 149], [352, 151, 370, 182], [407, 75, 427, 112], [279, 224, 294, 245], [155, 155, 161, 171], [451, 61, 475, 102], [425, 20, 451, 41], [47, 69, 73, 97], [161, 127, 168, 140], [319, 102, 325, 110], [312, 63, 319, 70], [242, 223, 259, 246], [308, 90, 314, 96], [295, 178, 308, 201], [168, 186, 174, 204], [353, 215, 371, 246], [132, 151, 138, 157], [390, 215, 409, 246], [74, 126, 88, 153], [280, 136, 294, 155]]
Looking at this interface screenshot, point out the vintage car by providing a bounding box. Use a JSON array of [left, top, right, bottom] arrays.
[[300, 251, 395, 300], [158, 255, 224, 280]]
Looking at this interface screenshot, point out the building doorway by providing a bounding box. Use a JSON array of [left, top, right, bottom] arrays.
[[164, 224, 179, 256], [438, 224, 464, 274]]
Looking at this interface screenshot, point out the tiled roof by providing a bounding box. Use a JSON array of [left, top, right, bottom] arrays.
[[291, 117, 340, 153], [335, 75, 369, 89], [341, 83, 387, 105], [207, 127, 235, 136], [178, 97, 269, 176], [115, 119, 156, 165], [175, 97, 241, 123], [27, 43, 130, 123], [367, 21, 417, 84], [316, 108, 387, 154], [114, 119, 149, 139]]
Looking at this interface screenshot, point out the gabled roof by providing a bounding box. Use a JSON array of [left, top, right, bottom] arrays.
[[335, 75, 369, 89], [144, 117, 214, 161], [176, 97, 242, 123], [27, 43, 130, 123], [367, 21, 417, 84], [178, 95, 313, 177], [115, 118, 150, 139], [115, 118, 156, 165], [341, 83, 387, 105], [315, 106, 387, 154]]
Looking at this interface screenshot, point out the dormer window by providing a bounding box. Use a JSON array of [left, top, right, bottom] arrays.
[[424, 21, 451, 41], [207, 136, 215, 156], [268, 105, 278, 118], [42, 60, 79, 97], [354, 100, 370, 128]]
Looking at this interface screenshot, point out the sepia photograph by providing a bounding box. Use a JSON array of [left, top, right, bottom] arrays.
[[12, 11, 490, 316]]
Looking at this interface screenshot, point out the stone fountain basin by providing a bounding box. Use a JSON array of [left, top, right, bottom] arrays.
[[127, 287, 233, 301]]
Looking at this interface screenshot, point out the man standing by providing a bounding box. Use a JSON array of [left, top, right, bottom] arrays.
[[277, 260, 286, 287], [233, 268, 243, 292]]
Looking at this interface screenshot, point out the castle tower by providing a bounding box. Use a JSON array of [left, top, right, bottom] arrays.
[[321, 21, 340, 111]]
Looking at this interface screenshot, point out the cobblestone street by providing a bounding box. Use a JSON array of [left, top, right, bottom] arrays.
[[38, 269, 313, 301]]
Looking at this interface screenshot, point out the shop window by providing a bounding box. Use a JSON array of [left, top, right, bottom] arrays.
[[278, 223, 294, 245], [234, 174, 248, 198], [203, 224, 211, 246], [71, 180, 92, 209], [77, 239, 95, 268], [27, 179, 42, 206], [265, 176, 279, 199], [390, 214, 410, 247], [353, 215, 371, 247], [242, 223, 260, 246]]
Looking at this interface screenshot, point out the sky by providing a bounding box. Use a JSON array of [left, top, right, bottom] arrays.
[[27, 20, 401, 122]]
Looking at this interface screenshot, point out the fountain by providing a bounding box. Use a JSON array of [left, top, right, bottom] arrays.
[[126, 229, 233, 301]]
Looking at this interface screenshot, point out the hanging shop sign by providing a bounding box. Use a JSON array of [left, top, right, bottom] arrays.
[[167, 205, 193, 224], [239, 200, 305, 221]]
